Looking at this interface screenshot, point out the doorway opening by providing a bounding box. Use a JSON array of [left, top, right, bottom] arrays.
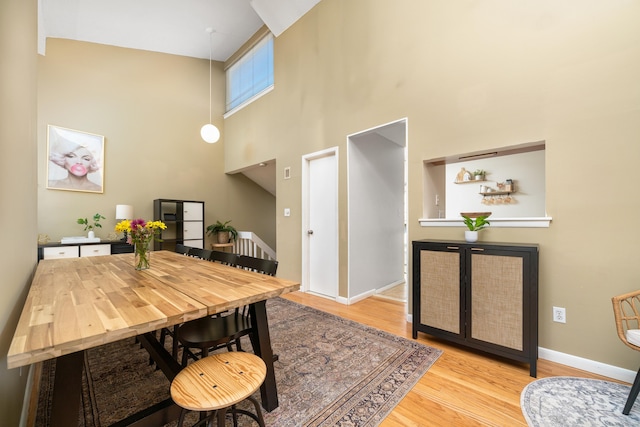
[[347, 119, 407, 305]]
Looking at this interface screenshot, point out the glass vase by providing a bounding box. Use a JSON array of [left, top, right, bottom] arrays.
[[134, 243, 150, 270]]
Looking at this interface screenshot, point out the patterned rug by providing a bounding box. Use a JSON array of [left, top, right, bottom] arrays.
[[521, 376, 640, 426], [37, 297, 442, 426]]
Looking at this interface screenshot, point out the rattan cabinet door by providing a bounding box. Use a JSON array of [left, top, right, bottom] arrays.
[[469, 252, 524, 350], [420, 249, 461, 334]]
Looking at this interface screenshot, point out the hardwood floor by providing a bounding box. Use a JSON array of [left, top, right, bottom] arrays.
[[377, 283, 407, 302], [282, 291, 622, 426]]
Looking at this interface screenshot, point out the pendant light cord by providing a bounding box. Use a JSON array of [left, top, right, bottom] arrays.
[[208, 31, 212, 124]]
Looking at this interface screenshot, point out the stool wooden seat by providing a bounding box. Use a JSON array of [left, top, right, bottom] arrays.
[[170, 352, 267, 427]]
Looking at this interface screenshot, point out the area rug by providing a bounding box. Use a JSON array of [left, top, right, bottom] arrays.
[[521, 376, 640, 426], [37, 297, 442, 426]]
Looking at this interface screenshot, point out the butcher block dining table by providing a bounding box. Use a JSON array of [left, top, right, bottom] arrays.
[[7, 250, 300, 427]]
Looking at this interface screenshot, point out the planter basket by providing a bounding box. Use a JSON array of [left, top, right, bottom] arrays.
[[216, 231, 231, 244]]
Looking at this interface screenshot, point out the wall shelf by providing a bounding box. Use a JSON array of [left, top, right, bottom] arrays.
[[454, 179, 485, 184], [480, 191, 514, 196]]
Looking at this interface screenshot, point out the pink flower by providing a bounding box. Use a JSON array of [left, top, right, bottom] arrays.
[[130, 218, 147, 230]]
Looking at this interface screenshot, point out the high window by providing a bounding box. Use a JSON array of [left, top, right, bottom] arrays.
[[226, 34, 274, 113]]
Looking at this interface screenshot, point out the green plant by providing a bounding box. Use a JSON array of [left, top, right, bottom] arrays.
[[77, 213, 105, 231], [206, 220, 238, 241], [473, 169, 486, 176], [461, 215, 490, 231]]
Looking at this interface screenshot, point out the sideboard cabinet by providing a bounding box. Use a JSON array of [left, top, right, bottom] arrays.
[[153, 199, 204, 250], [412, 240, 539, 376], [38, 240, 133, 261]]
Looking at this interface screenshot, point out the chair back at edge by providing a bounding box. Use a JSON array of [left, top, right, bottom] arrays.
[[175, 243, 190, 255], [200, 249, 214, 260], [187, 247, 209, 259], [209, 251, 239, 266], [612, 290, 640, 351], [237, 255, 278, 276]]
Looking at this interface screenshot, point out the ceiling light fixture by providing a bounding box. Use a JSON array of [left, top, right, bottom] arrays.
[[201, 28, 220, 144]]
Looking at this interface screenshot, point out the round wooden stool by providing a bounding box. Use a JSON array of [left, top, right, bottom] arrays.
[[170, 352, 267, 427]]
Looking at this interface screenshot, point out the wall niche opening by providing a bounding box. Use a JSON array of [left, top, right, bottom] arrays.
[[421, 141, 550, 228]]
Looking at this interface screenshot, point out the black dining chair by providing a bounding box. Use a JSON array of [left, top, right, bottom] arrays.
[[209, 250, 240, 266], [188, 247, 213, 260], [175, 243, 191, 255], [236, 255, 278, 276], [176, 255, 278, 366]]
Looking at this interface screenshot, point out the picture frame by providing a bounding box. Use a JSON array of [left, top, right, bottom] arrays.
[[46, 125, 105, 193]]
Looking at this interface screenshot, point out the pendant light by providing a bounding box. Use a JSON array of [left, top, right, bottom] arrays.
[[201, 28, 220, 143]]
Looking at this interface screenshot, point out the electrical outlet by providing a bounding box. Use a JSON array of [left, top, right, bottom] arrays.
[[553, 306, 566, 323]]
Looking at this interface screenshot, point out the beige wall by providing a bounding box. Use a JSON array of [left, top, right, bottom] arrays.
[[0, 0, 37, 424], [224, 0, 640, 371], [37, 39, 276, 249]]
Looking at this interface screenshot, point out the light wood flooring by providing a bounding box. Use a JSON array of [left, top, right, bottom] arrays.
[[377, 283, 407, 302], [283, 291, 624, 426]]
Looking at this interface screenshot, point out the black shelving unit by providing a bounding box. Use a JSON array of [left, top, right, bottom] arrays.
[[153, 199, 204, 251]]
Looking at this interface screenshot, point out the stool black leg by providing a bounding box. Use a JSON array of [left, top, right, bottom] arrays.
[[247, 396, 266, 427], [177, 408, 187, 427], [230, 404, 238, 427], [623, 367, 640, 415], [216, 408, 227, 427]]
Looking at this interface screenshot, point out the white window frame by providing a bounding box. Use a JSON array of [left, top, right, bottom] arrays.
[[225, 34, 274, 116]]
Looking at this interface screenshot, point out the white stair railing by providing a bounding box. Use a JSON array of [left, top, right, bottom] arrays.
[[234, 231, 276, 261]]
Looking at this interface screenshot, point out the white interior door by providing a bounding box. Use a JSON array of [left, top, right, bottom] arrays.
[[303, 148, 338, 298]]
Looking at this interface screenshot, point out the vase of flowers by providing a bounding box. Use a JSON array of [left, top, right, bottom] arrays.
[[134, 243, 150, 270], [115, 218, 167, 270]]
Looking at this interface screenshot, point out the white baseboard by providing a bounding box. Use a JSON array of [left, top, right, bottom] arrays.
[[308, 290, 380, 305], [337, 289, 376, 305], [539, 347, 637, 383], [19, 364, 35, 427], [376, 280, 405, 293], [335, 295, 349, 305]]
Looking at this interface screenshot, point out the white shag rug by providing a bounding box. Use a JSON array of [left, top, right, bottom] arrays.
[[521, 376, 640, 426]]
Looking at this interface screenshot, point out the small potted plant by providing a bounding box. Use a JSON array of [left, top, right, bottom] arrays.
[[206, 220, 239, 244], [77, 213, 105, 238], [461, 214, 490, 242], [473, 169, 486, 180]]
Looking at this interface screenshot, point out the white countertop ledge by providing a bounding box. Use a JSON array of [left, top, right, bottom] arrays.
[[419, 217, 552, 228]]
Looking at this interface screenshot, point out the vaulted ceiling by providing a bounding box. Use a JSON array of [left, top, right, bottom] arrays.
[[39, 0, 321, 61]]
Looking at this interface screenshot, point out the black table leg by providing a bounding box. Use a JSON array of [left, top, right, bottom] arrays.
[[249, 300, 278, 411], [50, 350, 84, 427]]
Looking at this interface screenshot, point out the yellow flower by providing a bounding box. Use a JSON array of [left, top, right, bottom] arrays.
[[115, 220, 132, 233], [145, 220, 167, 230]]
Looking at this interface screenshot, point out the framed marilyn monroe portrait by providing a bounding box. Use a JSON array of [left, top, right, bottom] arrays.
[[46, 125, 105, 193]]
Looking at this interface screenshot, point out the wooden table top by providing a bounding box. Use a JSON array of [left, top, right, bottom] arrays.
[[7, 251, 300, 369]]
